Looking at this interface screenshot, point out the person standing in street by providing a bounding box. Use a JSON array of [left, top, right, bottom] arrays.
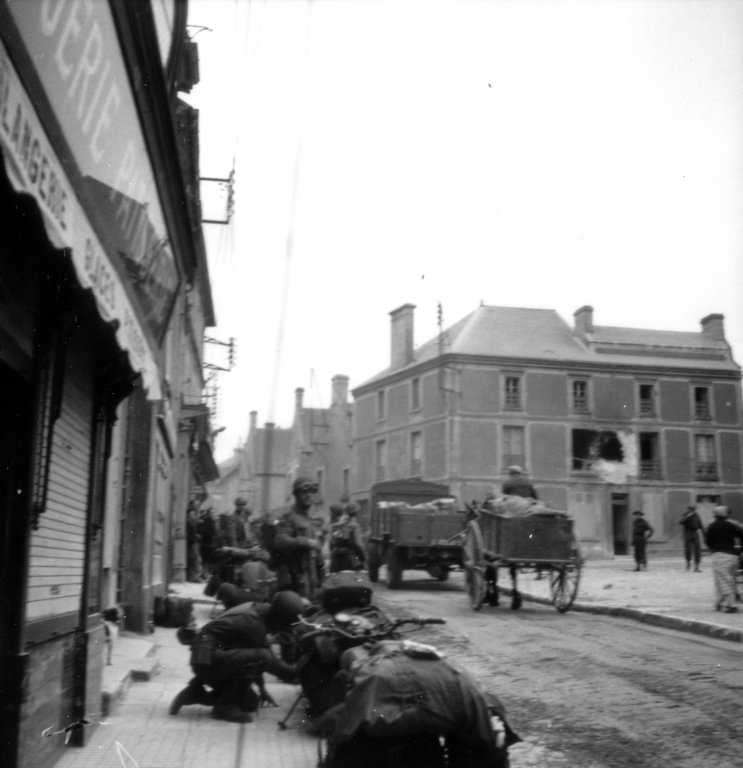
[[222, 497, 250, 548], [502, 466, 538, 499], [679, 505, 704, 572], [705, 505, 743, 613], [274, 478, 323, 599], [631, 510, 653, 571], [198, 506, 217, 578]]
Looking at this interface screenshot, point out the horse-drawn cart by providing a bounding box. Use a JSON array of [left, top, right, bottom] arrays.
[[463, 504, 582, 613]]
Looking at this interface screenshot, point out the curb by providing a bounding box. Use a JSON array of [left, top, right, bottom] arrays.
[[518, 591, 743, 644]]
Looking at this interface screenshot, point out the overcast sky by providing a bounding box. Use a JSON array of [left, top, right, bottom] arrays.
[[185, 0, 743, 465]]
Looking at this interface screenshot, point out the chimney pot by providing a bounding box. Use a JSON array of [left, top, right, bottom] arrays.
[[574, 305, 594, 335], [700, 313, 725, 341], [331, 374, 349, 405], [389, 303, 416, 369]]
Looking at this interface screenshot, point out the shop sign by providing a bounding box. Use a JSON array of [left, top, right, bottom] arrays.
[[0, 39, 161, 400], [6, 0, 179, 344]]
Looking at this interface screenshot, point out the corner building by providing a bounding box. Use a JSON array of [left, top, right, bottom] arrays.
[[352, 304, 743, 559]]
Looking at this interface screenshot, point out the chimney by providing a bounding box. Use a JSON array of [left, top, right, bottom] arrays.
[[331, 375, 349, 405], [700, 313, 725, 341], [249, 411, 257, 433], [574, 305, 594, 335], [294, 387, 304, 415], [389, 303, 416, 369]]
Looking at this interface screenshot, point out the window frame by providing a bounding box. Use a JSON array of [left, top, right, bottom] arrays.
[[410, 377, 421, 411], [638, 382, 656, 417], [503, 374, 522, 412], [571, 378, 590, 415], [410, 430, 422, 476]]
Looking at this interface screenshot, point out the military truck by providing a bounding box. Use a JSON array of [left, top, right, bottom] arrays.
[[365, 479, 466, 589]]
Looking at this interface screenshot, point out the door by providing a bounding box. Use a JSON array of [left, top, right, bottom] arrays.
[[611, 493, 630, 555]]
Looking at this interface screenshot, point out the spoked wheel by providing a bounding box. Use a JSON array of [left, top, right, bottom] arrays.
[[549, 561, 581, 613], [463, 521, 485, 611], [467, 566, 485, 611]]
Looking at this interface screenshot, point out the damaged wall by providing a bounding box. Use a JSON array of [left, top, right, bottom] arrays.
[[572, 428, 637, 484]]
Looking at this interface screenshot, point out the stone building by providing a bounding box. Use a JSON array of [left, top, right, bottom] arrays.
[[351, 303, 742, 559]]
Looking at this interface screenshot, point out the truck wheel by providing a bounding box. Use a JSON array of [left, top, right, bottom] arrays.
[[387, 550, 403, 589], [427, 565, 450, 582]]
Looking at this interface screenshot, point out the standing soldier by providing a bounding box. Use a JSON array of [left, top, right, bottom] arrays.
[[631, 510, 654, 571], [274, 478, 323, 599], [679, 505, 704, 572], [330, 502, 366, 572]]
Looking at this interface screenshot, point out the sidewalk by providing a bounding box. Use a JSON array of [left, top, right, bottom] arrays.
[[517, 554, 743, 643], [52, 556, 741, 768]]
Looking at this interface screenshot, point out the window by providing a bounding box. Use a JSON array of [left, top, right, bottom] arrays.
[[694, 434, 717, 480], [694, 387, 711, 420], [572, 429, 623, 471], [502, 426, 525, 469], [375, 440, 386, 481], [504, 376, 522, 411], [638, 383, 655, 416], [410, 431, 422, 476], [411, 378, 421, 411], [571, 380, 590, 414], [376, 390, 386, 420], [638, 432, 661, 480]]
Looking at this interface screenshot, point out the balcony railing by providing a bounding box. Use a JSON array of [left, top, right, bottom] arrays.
[[572, 396, 590, 414], [639, 460, 662, 480], [695, 461, 718, 481], [694, 404, 711, 421], [639, 400, 655, 417]]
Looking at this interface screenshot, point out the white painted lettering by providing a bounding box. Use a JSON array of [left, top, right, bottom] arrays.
[[88, 82, 120, 163], [40, 0, 67, 35], [53, 0, 85, 80], [68, 20, 102, 121]]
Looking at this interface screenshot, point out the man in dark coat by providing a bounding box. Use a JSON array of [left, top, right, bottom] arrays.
[[169, 591, 304, 722], [502, 466, 538, 499], [679, 506, 704, 572], [632, 510, 654, 571], [274, 478, 323, 599]]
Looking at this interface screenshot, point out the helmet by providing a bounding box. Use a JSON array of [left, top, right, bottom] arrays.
[[292, 477, 319, 495], [266, 590, 305, 631], [344, 502, 360, 516]]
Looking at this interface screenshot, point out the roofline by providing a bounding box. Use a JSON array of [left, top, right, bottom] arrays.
[[351, 352, 741, 396]]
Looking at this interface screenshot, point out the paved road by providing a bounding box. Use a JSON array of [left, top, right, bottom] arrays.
[[373, 572, 743, 768]]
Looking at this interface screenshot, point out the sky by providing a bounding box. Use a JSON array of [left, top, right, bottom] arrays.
[[184, 0, 743, 465]]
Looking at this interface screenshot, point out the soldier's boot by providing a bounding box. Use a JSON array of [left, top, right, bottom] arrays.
[[169, 678, 211, 715]]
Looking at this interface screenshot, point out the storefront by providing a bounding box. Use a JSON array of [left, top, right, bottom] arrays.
[[0, 2, 192, 767]]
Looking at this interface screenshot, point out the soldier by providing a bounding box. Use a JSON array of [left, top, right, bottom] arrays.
[[502, 466, 538, 499], [274, 478, 323, 599], [631, 510, 654, 571], [330, 502, 366, 572], [169, 591, 303, 722], [679, 505, 704, 572]]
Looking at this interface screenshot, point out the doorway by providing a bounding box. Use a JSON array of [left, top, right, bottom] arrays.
[[611, 493, 630, 555]]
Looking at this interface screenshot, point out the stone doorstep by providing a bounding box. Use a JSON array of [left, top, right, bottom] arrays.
[[101, 634, 161, 716]]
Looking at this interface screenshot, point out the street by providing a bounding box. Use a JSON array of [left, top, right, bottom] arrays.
[[373, 571, 743, 768]]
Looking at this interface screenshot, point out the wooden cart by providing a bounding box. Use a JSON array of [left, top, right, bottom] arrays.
[[463, 509, 582, 613]]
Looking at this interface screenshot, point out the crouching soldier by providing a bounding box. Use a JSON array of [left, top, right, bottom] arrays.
[[170, 590, 304, 723]]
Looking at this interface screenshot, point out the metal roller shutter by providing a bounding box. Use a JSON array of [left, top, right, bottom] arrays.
[[26, 339, 94, 622]]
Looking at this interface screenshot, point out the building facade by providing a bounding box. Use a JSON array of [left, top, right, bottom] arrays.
[[0, 3, 216, 767], [352, 304, 743, 559]]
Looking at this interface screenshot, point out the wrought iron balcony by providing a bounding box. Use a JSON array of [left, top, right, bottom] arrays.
[[639, 460, 662, 480], [695, 461, 717, 481]]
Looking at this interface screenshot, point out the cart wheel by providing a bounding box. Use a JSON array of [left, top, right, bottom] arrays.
[[549, 561, 581, 613], [467, 566, 485, 611], [387, 549, 403, 589]]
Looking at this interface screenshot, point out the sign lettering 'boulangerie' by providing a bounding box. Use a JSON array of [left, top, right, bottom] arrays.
[[0, 38, 160, 399]]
